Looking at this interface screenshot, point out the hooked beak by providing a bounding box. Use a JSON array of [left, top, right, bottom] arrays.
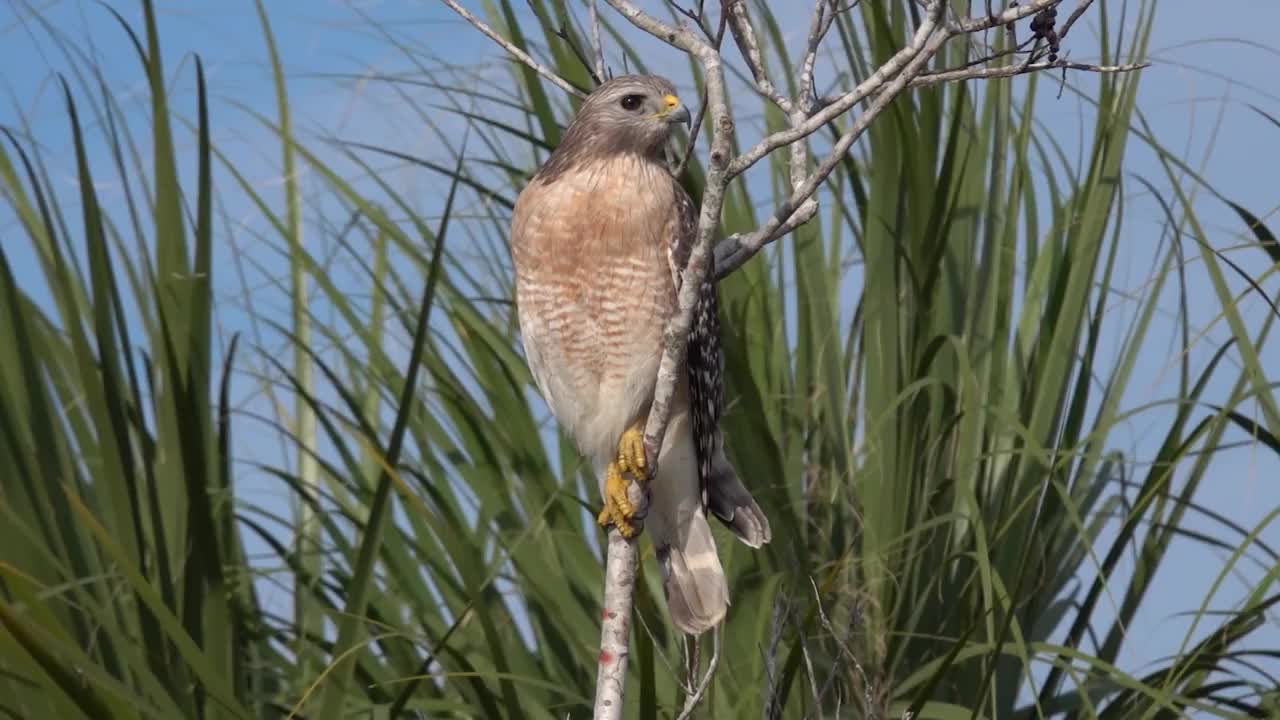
[[666, 104, 692, 127], [660, 93, 691, 127]]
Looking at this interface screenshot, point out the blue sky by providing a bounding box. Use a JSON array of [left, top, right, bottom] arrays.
[[3, 0, 1278, 700]]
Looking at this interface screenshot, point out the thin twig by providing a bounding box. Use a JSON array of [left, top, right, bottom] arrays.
[[951, 0, 1063, 34], [909, 58, 1148, 87], [669, 1, 713, 39], [760, 593, 788, 720], [1058, 0, 1098, 42], [674, 8, 727, 178], [916, 33, 1040, 77], [554, 23, 605, 86], [635, 600, 684, 681], [714, 3, 947, 278], [440, 0, 587, 98], [725, 0, 792, 112], [800, 631, 821, 711], [810, 577, 871, 711], [588, 0, 607, 81], [675, 627, 721, 720], [798, 0, 837, 103], [727, 7, 941, 180], [674, 84, 709, 178]]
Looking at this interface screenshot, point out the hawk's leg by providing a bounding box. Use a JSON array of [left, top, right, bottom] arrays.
[[597, 424, 647, 537]]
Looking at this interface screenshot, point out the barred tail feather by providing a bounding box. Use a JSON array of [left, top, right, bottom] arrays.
[[656, 513, 728, 635], [646, 399, 728, 635]]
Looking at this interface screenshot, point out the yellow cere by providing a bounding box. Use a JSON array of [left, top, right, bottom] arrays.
[[663, 94, 680, 110]]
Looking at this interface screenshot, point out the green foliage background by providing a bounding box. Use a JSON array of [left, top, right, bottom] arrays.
[[0, 1, 1277, 718]]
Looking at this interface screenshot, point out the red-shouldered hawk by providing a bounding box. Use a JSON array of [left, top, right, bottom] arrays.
[[510, 75, 771, 635]]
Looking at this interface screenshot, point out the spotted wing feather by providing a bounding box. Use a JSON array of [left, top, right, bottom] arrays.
[[669, 183, 772, 548]]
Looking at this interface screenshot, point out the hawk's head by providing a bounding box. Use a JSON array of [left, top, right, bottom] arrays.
[[541, 75, 690, 178]]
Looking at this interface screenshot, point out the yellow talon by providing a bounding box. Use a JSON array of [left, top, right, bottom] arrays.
[[597, 427, 648, 537], [617, 426, 646, 478], [597, 461, 636, 536]]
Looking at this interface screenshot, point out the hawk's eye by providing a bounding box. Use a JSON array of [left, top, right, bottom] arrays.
[[619, 94, 644, 111]]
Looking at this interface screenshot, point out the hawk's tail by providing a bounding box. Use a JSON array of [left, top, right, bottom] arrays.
[[646, 404, 728, 636], [655, 512, 728, 636]]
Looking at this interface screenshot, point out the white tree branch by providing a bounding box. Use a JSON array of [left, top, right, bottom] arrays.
[[727, 8, 942, 180], [798, 0, 838, 102], [725, 0, 793, 113], [712, 1, 947, 277], [592, 529, 639, 716], [588, 0, 607, 82], [712, 0, 1143, 278]]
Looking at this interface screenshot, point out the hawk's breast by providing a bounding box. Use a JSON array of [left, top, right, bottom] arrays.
[[510, 154, 681, 463]]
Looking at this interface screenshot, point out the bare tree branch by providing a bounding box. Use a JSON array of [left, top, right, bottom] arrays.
[[798, 0, 839, 103], [588, 0, 607, 82], [725, 0, 793, 112], [441, 0, 587, 98], [952, 0, 1063, 34], [759, 593, 789, 720], [909, 58, 1148, 88], [674, 5, 727, 178], [676, 628, 721, 720], [593, 530, 639, 716], [674, 84, 710, 178], [784, 0, 841, 254], [1058, 0, 1099, 42], [712, 0, 1143, 277], [713, 2, 947, 277], [727, 9, 942, 180]]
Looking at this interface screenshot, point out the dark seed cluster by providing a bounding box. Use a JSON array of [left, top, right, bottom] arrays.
[[1029, 6, 1061, 63]]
